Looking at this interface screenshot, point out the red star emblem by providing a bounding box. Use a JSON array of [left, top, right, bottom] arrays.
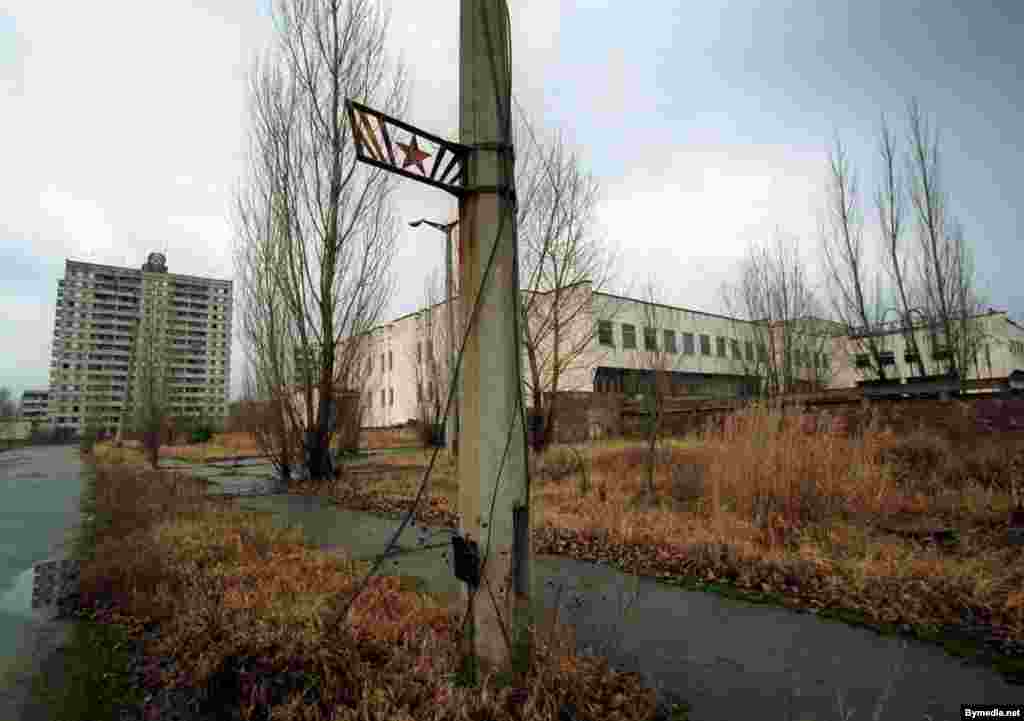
[[397, 135, 431, 175]]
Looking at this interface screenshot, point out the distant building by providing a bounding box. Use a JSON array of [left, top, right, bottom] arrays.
[[47, 254, 232, 437], [19, 390, 50, 424]]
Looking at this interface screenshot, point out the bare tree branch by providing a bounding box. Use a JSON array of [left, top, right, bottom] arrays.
[[233, 0, 406, 482]]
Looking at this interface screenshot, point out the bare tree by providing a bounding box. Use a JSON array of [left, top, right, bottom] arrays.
[[234, 135, 306, 482], [632, 280, 684, 500], [235, 0, 407, 482], [876, 113, 928, 379], [906, 99, 987, 379], [820, 135, 891, 381], [0, 388, 16, 419], [722, 232, 832, 396], [130, 311, 170, 469], [514, 102, 620, 449]]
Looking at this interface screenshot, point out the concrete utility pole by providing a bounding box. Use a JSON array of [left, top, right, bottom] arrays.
[[445, 221, 459, 461], [343, 0, 527, 675], [458, 0, 530, 669]]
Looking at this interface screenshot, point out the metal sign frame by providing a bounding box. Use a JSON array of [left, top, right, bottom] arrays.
[[346, 99, 472, 197]]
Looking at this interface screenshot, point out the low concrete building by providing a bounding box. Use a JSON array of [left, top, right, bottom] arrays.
[[341, 283, 1024, 430]]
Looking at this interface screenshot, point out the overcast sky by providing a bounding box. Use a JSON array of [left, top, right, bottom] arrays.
[[1, 0, 1021, 401]]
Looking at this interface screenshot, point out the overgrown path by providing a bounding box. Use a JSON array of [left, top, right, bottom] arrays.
[[235, 491, 1021, 721]]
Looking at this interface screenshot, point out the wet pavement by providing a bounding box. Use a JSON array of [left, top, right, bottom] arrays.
[[234, 489, 1024, 721], [0, 445, 87, 721]]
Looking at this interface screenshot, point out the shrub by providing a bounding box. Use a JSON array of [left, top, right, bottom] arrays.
[[541, 445, 581, 482], [79, 426, 100, 454], [950, 440, 1024, 493], [189, 425, 215, 445], [670, 463, 705, 507], [881, 430, 951, 483]]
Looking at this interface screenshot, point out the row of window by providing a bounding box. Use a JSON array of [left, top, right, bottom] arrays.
[[599, 321, 761, 361], [596, 320, 831, 370], [1011, 340, 1024, 356]]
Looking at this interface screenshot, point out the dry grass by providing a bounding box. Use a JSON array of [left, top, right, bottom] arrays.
[[340, 405, 1024, 642], [159, 431, 265, 462], [526, 404, 1024, 638], [362, 425, 422, 449], [76, 457, 661, 721]]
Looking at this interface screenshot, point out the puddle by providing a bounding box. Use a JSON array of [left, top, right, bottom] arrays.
[[0, 568, 35, 618]]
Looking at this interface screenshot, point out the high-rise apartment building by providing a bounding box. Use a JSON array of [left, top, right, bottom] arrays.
[[48, 253, 232, 436], [19, 390, 50, 423]]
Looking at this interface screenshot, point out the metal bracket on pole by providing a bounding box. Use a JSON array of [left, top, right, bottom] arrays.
[[452, 534, 481, 588]]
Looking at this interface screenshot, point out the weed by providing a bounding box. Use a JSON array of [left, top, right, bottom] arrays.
[[30, 621, 142, 721]]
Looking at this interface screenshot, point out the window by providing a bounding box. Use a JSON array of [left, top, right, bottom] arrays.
[[388, 350, 393, 371], [639, 326, 656, 351], [757, 343, 767, 363], [878, 350, 895, 366], [731, 339, 741, 360], [367, 391, 372, 408], [716, 337, 726, 358], [700, 334, 711, 356], [368, 355, 373, 373], [417, 342, 422, 363], [389, 388, 394, 406], [855, 353, 871, 369], [381, 389, 385, 407], [622, 324, 636, 349], [664, 329, 677, 353], [745, 341, 754, 362], [427, 340, 433, 360], [417, 383, 422, 403], [427, 382, 433, 400], [381, 354, 385, 373], [683, 333, 695, 354], [598, 320, 614, 347]]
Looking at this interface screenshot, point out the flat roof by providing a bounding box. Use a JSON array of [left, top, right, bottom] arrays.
[[592, 290, 749, 325], [65, 258, 232, 286]]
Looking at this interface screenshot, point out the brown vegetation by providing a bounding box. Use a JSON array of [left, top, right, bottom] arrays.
[[77, 454, 661, 720], [331, 405, 1024, 661]]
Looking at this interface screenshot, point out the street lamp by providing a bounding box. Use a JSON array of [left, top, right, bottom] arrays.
[[409, 218, 459, 458]]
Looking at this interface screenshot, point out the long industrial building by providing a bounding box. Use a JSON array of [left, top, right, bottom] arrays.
[[47, 253, 232, 437], [348, 280, 1024, 429]]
